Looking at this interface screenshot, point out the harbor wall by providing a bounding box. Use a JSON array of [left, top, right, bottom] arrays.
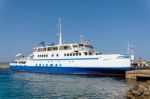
[[126, 69, 150, 79]]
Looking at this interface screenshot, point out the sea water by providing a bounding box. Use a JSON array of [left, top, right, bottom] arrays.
[[0, 70, 129, 99]]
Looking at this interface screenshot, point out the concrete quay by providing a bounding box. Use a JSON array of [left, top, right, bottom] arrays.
[[126, 69, 150, 80]]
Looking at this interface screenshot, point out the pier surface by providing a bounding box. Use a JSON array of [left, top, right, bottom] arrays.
[[126, 69, 150, 80]]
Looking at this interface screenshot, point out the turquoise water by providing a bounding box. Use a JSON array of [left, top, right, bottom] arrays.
[[0, 70, 128, 99]]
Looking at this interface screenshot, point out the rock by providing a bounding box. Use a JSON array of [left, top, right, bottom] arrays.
[[132, 90, 142, 96], [146, 80, 150, 85], [127, 82, 150, 99], [143, 91, 150, 96], [148, 86, 150, 92], [138, 84, 148, 93], [127, 94, 135, 99]]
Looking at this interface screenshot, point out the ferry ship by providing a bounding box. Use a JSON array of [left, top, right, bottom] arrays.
[[10, 19, 133, 75]]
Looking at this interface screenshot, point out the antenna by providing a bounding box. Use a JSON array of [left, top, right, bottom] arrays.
[[58, 18, 63, 45], [80, 34, 83, 43], [127, 43, 134, 55], [128, 43, 135, 63]]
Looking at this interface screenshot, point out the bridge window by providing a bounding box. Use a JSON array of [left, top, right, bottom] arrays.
[[47, 47, 58, 51], [37, 47, 46, 52], [73, 45, 78, 48], [59, 46, 71, 50], [79, 44, 83, 47]]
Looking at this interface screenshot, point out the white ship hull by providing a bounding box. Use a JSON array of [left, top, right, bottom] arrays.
[[10, 54, 131, 75]]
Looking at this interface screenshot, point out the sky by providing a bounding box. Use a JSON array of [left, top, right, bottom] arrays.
[[0, 0, 150, 61]]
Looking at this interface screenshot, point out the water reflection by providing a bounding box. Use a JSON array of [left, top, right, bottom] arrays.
[[0, 70, 139, 99]]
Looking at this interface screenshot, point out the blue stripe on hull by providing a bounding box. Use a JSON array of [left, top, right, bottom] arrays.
[[9, 65, 131, 75]]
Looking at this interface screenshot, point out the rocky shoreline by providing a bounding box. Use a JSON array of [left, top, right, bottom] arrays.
[[127, 80, 150, 99]]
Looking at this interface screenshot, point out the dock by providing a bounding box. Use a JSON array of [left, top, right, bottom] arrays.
[[126, 69, 150, 80]]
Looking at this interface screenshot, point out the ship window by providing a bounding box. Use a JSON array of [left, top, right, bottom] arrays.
[[67, 53, 69, 56], [76, 53, 78, 56], [73, 53, 75, 56], [48, 47, 58, 51], [52, 54, 54, 57], [59, 46, 71, 50], [84, 52, 88, 55], [70, 53, 72, 56], [37, 47, 46, 52], [84, 45, 93, 49], [56, 54, 59, 57], [96, 53, 100, 55], [50, 64, 53, 67], [79, 44, 83, 47], [55, 64, 58, 67], [89, 53, 92, 55], [64, 53, 66, 56], [79, 53, 81, 56], [46, 64, 48, 67], [48, 47, 53, 51], [39, 64, 41, 66], [73, 45, 78, 48], [42, 55, 44, 57]]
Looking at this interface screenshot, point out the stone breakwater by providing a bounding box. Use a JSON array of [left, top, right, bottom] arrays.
[[127, 80, 150, 99]]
